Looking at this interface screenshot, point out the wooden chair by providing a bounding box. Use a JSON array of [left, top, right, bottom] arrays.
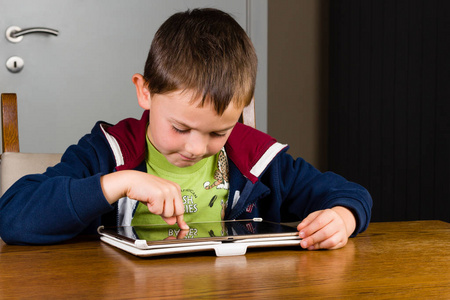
[[1, 93, 62, 195]]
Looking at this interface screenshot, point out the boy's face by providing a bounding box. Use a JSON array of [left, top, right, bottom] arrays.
[[145, 89, 243, 168]]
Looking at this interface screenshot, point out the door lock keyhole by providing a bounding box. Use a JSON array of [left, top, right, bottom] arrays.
[[6, 56, 24, 73]]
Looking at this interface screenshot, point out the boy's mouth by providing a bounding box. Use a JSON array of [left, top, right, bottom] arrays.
[[179, 153, 198, 161]]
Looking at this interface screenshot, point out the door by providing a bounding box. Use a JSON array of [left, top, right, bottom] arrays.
[[1, 0, 267, 153]]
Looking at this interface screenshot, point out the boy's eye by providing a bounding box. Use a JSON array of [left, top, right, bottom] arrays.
[[172, 125, 227, 137], [172, 126, 189, 134], [211, 132, 227, 138]]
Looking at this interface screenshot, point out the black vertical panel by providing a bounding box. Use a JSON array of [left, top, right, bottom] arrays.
[[405, 0, 422, 220], [419, 0, 437, 220], [347, 0, 361, 181], [435, 0, 450, 221], [392, 0, 409, 221], [366, 0, 382, 221], [329, 0, 450, 222], [329, 0, 350, 176], [358, 0, 372, 197], [380, 0, 396, 221]]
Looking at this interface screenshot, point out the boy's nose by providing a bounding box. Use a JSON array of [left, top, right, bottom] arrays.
[[185, 134, 208, 157]]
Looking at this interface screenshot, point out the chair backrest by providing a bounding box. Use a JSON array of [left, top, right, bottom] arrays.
[[242, 98, 256, 128], [1, 93, 20, 153], [1, 93, 62, 195], [0, 152, 63, 194]]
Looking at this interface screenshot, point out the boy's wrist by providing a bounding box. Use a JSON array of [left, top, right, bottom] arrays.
[[331, 206, 356, 237], [100, 171, 129, 204]]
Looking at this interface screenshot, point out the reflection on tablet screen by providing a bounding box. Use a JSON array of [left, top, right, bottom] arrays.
[[120, 220, 298, 242], [134, 221, 227, 241]]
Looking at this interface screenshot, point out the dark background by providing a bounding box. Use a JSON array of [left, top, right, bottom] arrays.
[[328, 0, 450, 222]]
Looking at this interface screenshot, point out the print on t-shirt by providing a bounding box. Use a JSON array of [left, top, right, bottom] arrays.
[[203, 150, 229, 190]]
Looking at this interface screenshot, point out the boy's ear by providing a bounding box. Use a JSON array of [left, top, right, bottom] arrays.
[[132, 73, 151, 110]]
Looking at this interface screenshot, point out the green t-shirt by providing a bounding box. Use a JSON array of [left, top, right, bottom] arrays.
[[131, 137, 229, 236]]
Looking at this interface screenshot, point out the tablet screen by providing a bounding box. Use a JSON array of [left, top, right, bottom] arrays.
[[99, 219, 299, 245]]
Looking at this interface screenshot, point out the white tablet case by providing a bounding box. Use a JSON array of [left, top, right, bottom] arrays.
[[98, 219, 301, 257]]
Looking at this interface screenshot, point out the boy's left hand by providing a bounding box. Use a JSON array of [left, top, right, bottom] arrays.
[[297, 206, 356, 250]]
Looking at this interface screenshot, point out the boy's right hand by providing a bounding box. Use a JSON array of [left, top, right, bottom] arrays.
[[100, 170, 189, 229]]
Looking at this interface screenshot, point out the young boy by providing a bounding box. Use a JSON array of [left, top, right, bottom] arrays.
[[0, 8, 372, 250]]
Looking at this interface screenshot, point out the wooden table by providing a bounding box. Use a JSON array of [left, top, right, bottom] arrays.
[[1, 221, 449, 299]]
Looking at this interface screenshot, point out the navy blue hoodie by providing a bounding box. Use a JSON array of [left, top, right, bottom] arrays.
[[0, 111, 372, 244]]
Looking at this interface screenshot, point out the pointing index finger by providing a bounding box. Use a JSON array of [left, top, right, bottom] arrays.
[[177, 214, 189, 230]]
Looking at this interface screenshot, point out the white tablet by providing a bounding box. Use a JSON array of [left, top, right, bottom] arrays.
[[98, 218, 301, 257]]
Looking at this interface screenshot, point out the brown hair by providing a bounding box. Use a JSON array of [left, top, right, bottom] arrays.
[[143, 8, 257, 115]]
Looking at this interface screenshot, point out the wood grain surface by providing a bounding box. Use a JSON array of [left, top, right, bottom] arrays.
[[1, 221, 449, 299]]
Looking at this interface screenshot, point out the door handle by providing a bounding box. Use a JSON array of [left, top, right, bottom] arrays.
[[6, 26, 59, 43]]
